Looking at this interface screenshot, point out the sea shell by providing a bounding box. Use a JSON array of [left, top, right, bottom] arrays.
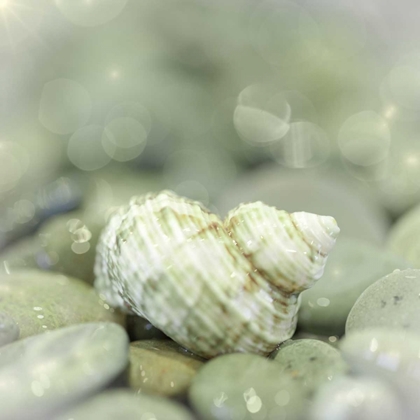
[[95, 190, 339, 358]]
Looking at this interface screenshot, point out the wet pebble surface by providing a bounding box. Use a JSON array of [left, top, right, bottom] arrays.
[[0, 311, 19, 347], [0, 322, 129, 420]]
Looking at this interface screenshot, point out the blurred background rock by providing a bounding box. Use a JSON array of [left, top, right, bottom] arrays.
[[1, 0, 420, 264]]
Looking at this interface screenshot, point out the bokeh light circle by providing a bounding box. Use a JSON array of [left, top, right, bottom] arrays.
[[102, 117, 148, 162], [67, 125, 111, 171], [338, 111, 391, 167], [39, 79, 92, 135], [233, 85, 291, 146], [55, 0, 128, 27], [270, 121, 330, 168]]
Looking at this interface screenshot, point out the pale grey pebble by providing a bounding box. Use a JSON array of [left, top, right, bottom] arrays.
[[0, 311, 19, 347], [270, 339, 348, 395], [299, 237, 409, 336], [340, 328, 420, 420], [310, 376, 405, 420], [53, 389, 195, 420], [189, 353, 308, 420], [346, 268, 420, 334], [0, 322, 129, 420]]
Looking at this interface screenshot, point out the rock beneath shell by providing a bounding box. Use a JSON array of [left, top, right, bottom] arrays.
[[189, 353, 307, 420], [0, 270, 124, 339], [310, 376, 405, 420], [291, 331, 340, 348], [129, 339, 204, 397], [0, 322, 129, 420], [0, 311, 19, 347], [299, 238, 409, 336], [340, 328, 420, 419], [346, 268, 420, 334], [270, 339, 348, 394], [54, 389, 195, 420]]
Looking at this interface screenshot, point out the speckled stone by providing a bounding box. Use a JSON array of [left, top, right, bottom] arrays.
[[346, 268, 420, 334], [54, 389, 195, 420], [189, 353, 307, 420], [311, 376, 405, 420], [340, 329, 420, 419], [129, 339, 204, 397], [270, 339, 348, 394], [387, 204, 420, 267], [299, 238, 409, 336], [0, 270, 124, 339], [0, 311, 19, 347], [126, 315, 167, 341], [291, 331, 340, 348], [0, 322, 129, 420]]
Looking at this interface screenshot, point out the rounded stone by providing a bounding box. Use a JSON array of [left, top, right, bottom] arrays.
[[387, 203, 420, 267], [38, 210, 104, 285], [346, 268, 420, 334], [311, 376, 405, 420], [299, 238, 409, 336], [0, 322, 129, 420], [129, 339, 204, 397], [55, 389, 195, 420], [0, 311, 19, 347], [270, 339, 348, 393], [0, 270, 124, 339], [340, 328, 420, 419], [189, 353, 307, 420]]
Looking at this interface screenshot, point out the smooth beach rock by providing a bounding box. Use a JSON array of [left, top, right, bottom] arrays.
[[38, 210, 104, 285], [216, 165, 390, 246], [346, 268, 420, 334], [299, 238, 409, 336], [387, 204, 420, 267], [0, 311, 19, 347], [54, 389, 195, 420], [270, 339, 348, 394], [189, 353, 307, 420], [311, 376, 405, 420], [340, 329, 420, 419], [129, 339, 204, 397], [0, 322, 129, 420], [0, 237, 44, 273], [126, 315, 167, 341], [0, 270, 124, 339]]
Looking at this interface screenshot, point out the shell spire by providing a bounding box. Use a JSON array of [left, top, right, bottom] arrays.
[[94, 191, 339, 358]]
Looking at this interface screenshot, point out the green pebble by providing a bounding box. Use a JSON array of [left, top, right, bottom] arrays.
[[0, 270, 124, 339], [54, 389, 195, 420], [340, 328, 420, 419], [270, 339, 348, 394], [346, 268, 420, 334], [189, 353, 307, 420], [311, 376, 405, 420], [387, 203, 420, 267], [299, 237, 409, 336], [0, 323, 129, 420], [129, 339, 204, 397], [0, 311, 19, 347]]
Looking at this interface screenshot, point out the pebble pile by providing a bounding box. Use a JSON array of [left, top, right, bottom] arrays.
[[0, 186, 418, 420]]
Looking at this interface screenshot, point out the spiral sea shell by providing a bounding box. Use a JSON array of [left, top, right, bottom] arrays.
[[95, 191, 339, 358]]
